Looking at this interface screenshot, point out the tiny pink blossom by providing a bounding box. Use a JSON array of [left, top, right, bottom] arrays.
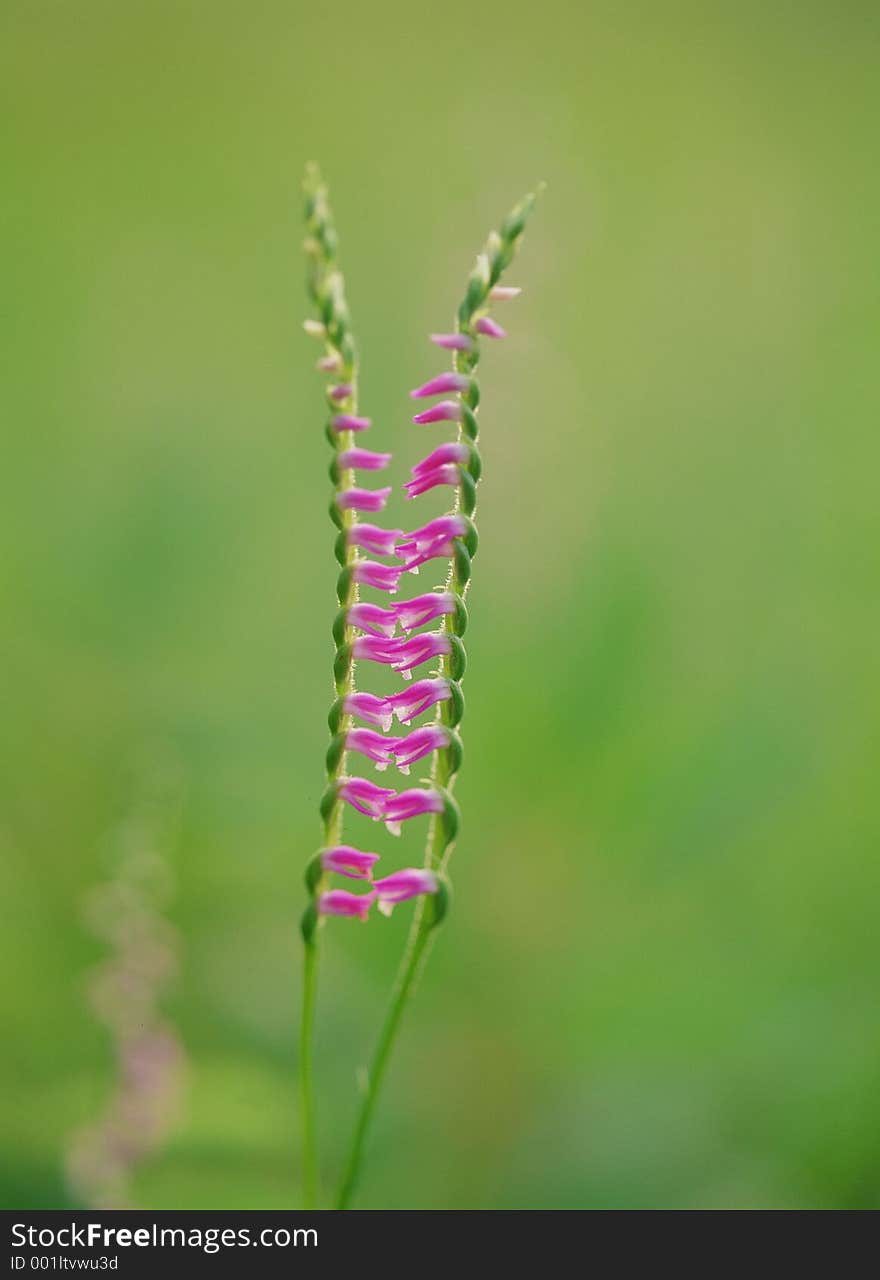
[[318, 888, 376, 920], [396, 515, 468, 572], [390, 725, 450, 773], [342, 692, 393, 732], [337, 486, 392, 513], [412, 400, 463, 426], [382, 788, 444, 836], [303, 319, 326, 338], [317, 354, 342, 373], [394, 591, 457, 632], [346, 729, 400, 771], [475, 317, 507, 339], [389, 632, 451, 678], [410, 372, 470, 399], [430, 333, 474, 352], [337, 447, 392, 471], [411, 442, 470, 475], [320, 845, 381, 880], [329, 383, 355, 401], [347, 602, 398, 638], [373, 868, 439, 914], [489, 285, 522, 301], [331, 414, 372, 433], [352, 560, 403, 593], [338, 776, 395, 819], [387, 678, 452, 724], [352, 635, 401, 666], [404, 464, 460, 499], [348, 524, 403, 557]]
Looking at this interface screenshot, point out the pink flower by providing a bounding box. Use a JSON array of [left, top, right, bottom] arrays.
[[388, 632, 451, 678], [337, 486, 392, 513], [475, 317, 506, 339], [317, 354, 342, 373], [346, 729, 400, 771], [412, 400, 463, 426], [352, 560, 403, 593], [342, 692, 393, 732], [387, 678, 452, 724], [338, 776, 395, 819], [337, 447, 392, 471], [352, 635, 401, 666], [430, 333, 474, 352], [390, 725, 450, 773], [347, 602, 397, 637], [404, 464, 460, 499], [396, 515, 468, 572], [329, 383, 355, 401], [394, 591, 457, 632], [320, 845, 380, 880], [489, 285, 521, 301], [373, 868, 439, 914], [382, 788, 444, 836], [331, 414, 371, 433], [411, 442, 470, 474], [410, 372, 470, 399], [318, 889, 375, 921], [348, 524, 403, 557]]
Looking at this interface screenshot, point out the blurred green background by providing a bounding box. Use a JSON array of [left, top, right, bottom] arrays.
[[2, 0, 879, 1210]]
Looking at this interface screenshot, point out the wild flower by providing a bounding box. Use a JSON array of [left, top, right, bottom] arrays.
[[298, 164, 540, 1210]]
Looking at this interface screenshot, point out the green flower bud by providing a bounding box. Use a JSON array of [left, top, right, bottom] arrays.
[[319, 782, 338, 824], [465, 443, 482, 483], [461, 404, 479, 441], [300, 900, 318, 945], [446, 680, 465, 727], [458, 469, 477, 516], [443, 729, 464, 777], [331, 607, 348, 646], [325, 731, 346, 775], [448, 635, 467, 681], [451, 594, 468, 636], [461, 517, 479, 558], [333, 643, 352, 689], [452, 540, 472, 590], [327, 696, 344, 734], [305, 852, 323, 896], [336, 566, 352, 605], [439, 788, 461, 847]]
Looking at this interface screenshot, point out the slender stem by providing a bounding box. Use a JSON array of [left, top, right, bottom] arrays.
[[299, 937, 320, 1209], [335, 917, 433, 1210]]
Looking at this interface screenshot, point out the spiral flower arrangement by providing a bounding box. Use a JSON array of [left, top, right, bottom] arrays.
[[298, 165, 541, 1208]]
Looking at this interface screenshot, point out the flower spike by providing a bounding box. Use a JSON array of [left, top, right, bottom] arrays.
[[301, 166, 542, 1211]]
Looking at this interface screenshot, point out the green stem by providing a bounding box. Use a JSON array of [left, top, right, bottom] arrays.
[[299, 937, 320, 1209], [335, 915, 433, 1210]]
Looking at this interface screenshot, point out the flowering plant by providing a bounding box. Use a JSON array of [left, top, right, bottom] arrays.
[[298, 166, 541, 1208]]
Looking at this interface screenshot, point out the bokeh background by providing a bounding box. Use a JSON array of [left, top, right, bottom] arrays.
[[2, 0, 879, 1210]]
